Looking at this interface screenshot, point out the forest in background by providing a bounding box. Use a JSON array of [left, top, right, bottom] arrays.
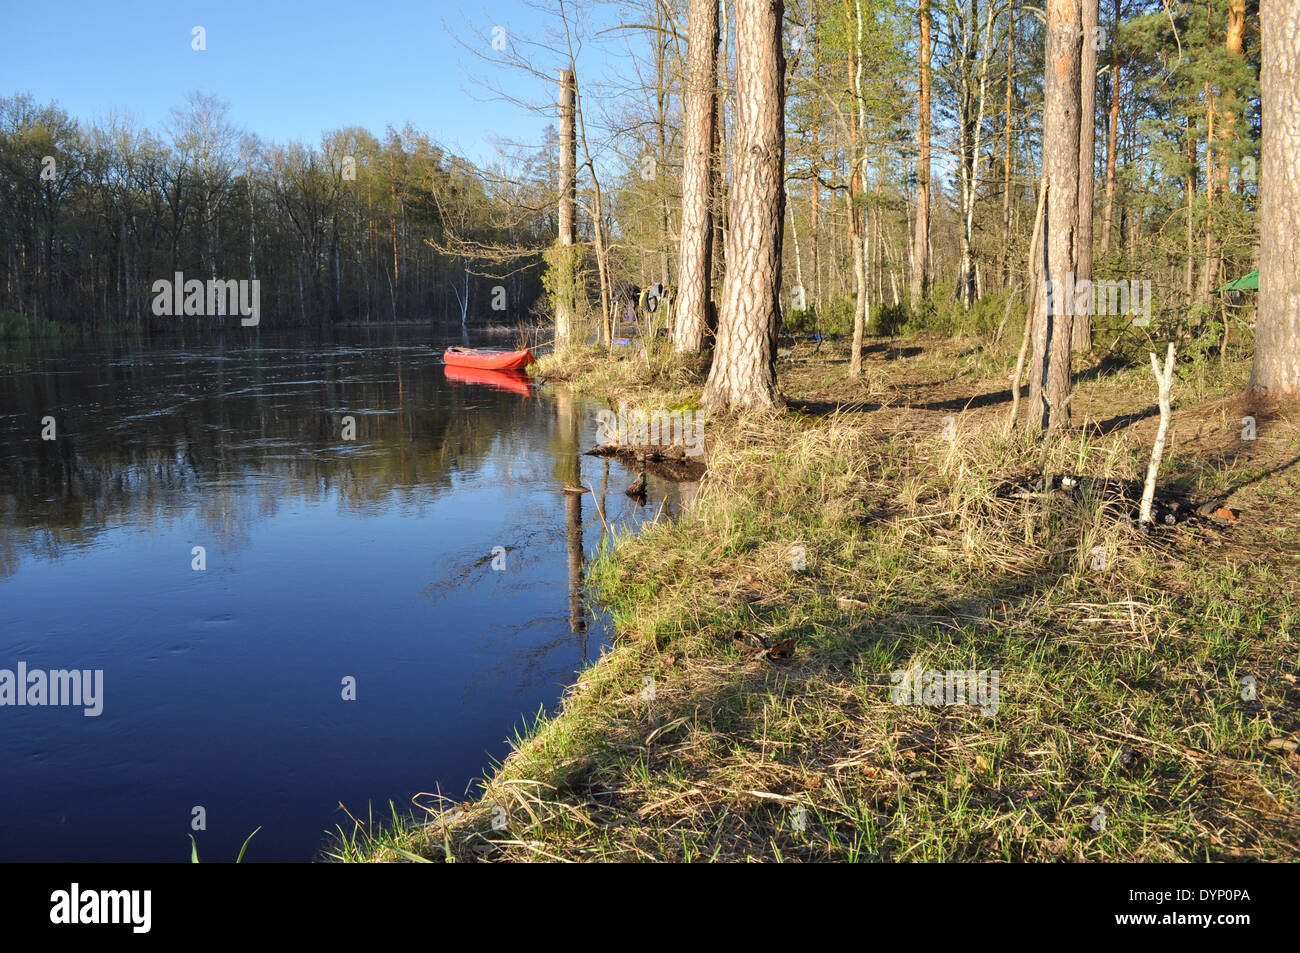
[[0, 92, 552, 332], [0, 0, 1263, 348]]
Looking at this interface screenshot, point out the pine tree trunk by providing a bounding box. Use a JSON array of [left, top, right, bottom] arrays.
[[849, 183, 866, 378], [1185, 115, 1197, 306], [1250, 0, 1300, 400], [1099, 0, 1121, 258], [1214, 2, 1248, 221], [656, 1, 672, 288], [1201, 83, 1218, 302], [555, 67, 578, 348], [675, 0, 720, 354], [1027, 0, 1082, 432], [1072, 0, 1097, 351], [712, 0, 730, 313], [958, 0, 994, 311], [810, 175, 820, 308], [849, 0, 868, 378], [910, 1, 931, 304], [701, 0, 785, 410], [1001, 4, 1015, 287]]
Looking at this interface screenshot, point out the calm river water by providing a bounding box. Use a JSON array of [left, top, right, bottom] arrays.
[[0, 328, 688, 861]]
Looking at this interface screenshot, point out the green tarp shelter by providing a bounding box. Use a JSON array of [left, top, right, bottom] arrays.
[[1213, 269, 1259, 294]]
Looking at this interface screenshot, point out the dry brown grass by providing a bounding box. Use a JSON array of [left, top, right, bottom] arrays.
[[342, 335, 1300, 863]]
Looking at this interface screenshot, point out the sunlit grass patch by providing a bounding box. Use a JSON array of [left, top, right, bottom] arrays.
[[353, 336, 1300, 863]]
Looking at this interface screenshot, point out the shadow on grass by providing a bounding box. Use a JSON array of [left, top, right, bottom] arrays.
[[1087, 405, 1160, 436], [1192, 453, 1300, 513]]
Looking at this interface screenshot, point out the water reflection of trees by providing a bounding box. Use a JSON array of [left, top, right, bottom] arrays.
[[553, 386, 586, 639], [0, 339, 547, 568], [1, 340, 696, 689]]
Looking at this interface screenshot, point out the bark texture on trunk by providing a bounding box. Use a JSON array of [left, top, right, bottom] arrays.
[[1250, 0, 1300, 400], [555, 67, 578, 348], [1001, 4, 1015, 286], [701, 0, 785, 410], [1028, 0, 1082, 432], [849, 0, 870, 378], [910, 1, 931, 304], [675, 0, 720, 354], [1100, 0, 1121, 258], [1072, 0, 1098, 351]]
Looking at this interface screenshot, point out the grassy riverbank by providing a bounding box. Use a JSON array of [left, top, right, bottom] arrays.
[[341, 332, 1300, 862]]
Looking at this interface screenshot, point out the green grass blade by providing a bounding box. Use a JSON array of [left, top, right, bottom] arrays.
[[389, 846, 432, 863], [235, 826, 262, 863]]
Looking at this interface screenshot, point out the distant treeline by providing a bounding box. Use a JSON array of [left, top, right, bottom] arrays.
[[0, 92, 551, 331]]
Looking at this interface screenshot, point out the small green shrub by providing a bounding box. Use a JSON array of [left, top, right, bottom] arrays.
[[871, 301, 910, 336]]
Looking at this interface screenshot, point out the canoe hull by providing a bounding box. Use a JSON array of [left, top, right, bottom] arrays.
[[442, 347, 534, 371]]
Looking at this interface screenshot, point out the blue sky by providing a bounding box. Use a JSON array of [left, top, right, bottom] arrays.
[[0, 0, 607, 162]]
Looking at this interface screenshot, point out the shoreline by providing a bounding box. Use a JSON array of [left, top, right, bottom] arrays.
[[341, 333, 1300, 863]]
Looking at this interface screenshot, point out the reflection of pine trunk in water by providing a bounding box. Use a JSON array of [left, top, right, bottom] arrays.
[[554, 388, 580, 483], [599, 460, 610, 549], [565, 489, 586, 639], [553, 386, 587, 642]]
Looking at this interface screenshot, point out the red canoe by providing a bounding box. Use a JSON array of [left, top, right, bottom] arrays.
[[443, 346, 534, 371], [443, 364, 533, 396]]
